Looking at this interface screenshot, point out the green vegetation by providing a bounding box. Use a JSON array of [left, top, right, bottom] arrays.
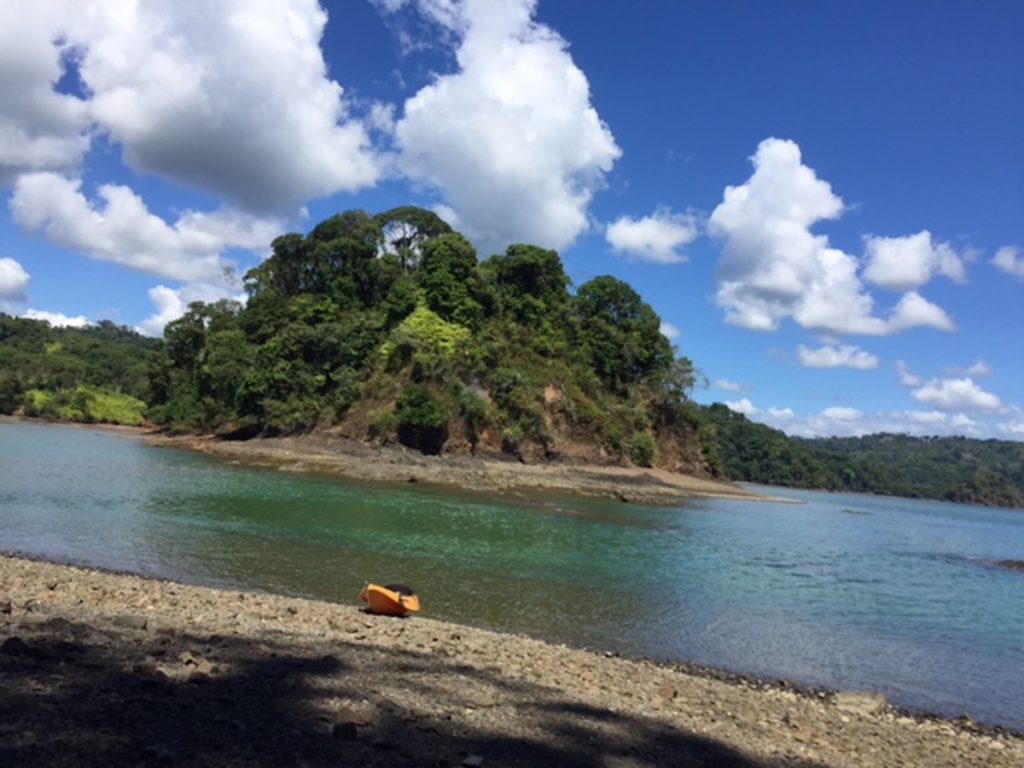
[[0, 316, 158, 426], [700, 404, 1024, 508], [148, 207, 703, 468], [2, 207, 1021, 508]]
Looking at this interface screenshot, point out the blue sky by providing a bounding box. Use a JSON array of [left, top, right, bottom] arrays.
[[0, 0, 1021, 439]]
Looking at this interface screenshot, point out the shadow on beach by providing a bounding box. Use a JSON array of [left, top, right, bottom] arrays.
[[0, 614, 824, 768]]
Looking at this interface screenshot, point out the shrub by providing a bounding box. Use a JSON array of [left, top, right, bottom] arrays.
[[368, 408, 397, 441], [457, 388, 489, 448], [395, 384, 450, 454], [629, 432, 656, 467]]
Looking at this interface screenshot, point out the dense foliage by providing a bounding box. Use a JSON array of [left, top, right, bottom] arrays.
[[0, 316, 156, 425], [701, 404, 1024, 508], [148, 207, 705, 467], [4, 208, 1020, 509]]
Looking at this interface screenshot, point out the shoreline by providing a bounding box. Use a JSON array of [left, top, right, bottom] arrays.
[[147, 431, 771, 506], [2, 553, 1020, 767]]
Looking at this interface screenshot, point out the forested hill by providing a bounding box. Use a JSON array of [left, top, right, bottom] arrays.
[[3, 207, 1021, 508], [0, 316, 156, 425], [148, 207, 712, 473], [702, 404, 1024, 508]]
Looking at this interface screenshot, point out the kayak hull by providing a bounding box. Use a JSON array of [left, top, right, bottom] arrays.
[[359, 583, 421, 616]]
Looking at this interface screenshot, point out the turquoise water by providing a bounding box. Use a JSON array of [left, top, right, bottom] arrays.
[[2, 421, 1022, 730]]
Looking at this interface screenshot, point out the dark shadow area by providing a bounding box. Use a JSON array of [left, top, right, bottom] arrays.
[[1, 611, 827, 767]]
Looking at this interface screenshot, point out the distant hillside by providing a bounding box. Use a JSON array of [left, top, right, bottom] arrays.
[[701, 404, 1024, 508], [148, 207, 714, 474], [0, 316, 158, 426]]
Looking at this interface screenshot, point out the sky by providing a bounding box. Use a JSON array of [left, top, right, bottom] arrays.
[[0, 0, 1021, 440]]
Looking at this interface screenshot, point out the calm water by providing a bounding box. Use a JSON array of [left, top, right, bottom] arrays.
[[2, 421, 1023, 730]]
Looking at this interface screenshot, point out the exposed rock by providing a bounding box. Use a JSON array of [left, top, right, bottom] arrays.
[[112, 613, 148, 630], [655, 686, 678, 701], [994, 560, 1024, 573], [834, 691, 888, 716]]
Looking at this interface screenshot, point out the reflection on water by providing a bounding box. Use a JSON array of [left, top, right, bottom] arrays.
[[1, 421, 1023, 731]]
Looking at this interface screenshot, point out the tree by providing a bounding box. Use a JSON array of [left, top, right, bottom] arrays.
[[572, 276, 673, 392], [375, 206, 453, 270], [419, 233, 483, 328]]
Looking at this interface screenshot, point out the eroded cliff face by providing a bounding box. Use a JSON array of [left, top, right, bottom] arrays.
[[335, 382, 716, 478]]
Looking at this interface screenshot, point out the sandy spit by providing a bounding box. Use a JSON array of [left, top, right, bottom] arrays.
[[1, 554, 1020, 768], [148, 432, 769, 506]]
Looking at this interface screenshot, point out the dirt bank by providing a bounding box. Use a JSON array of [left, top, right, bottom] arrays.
[[1, 554, 1019, 767], [149, 432, 768, 506]]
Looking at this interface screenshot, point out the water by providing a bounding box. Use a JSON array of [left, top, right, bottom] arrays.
[[2, 421, 1022, 730]]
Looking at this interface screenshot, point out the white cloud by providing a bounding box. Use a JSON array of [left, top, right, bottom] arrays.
[[136, 286, 184, 337], [967, 361, 991, 377], [946, 359, 992, 378], [606, 208, 698, 264], [1, 1, 380, 211], [136, 283, 245, 337], [660, 321, 680, 340], [715, 379, 742, 392], [951, 413, 978, 430], [725, 398, 758, 416], [22, 308, 90, 327], [11, 173, 282, 283], [0, 4, 91, 183], [707, 138, 956, 336], [798, 343, 879, 370], [992, 246, 1024, 279], [863, 231, 966, 290], [821, 406, 863, 421], [747, 405, 994, 439], [0, 257, 30, 301], [392, 0, 620, 254], [896, 360, 922, 387], [911, 377, 1001, 412], [886, 291, 955, 332]]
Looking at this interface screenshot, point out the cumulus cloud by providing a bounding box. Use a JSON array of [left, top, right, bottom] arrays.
[[1, 1, 380, 210], [708, 138, 955, 336], [820, 406, 863, 421], [11, 173, 282, 283], [992, 246, 1024, 279], [136, 282, 246, 337], [896, 360, 922, 387], [863, 231, 966, 290], [659, 321, 680, 340], [747, 404, 989, 439], [715, 379, 742, 392], [725, 398, 758, 416], [606, 208, 699, 264], [911, 377, 1001, 412], [0, 257, 30, 302], [798, 343, 879, 370], [0, 4, 91, 183], [886, 291, 955, 332], [947, 360, 992, 378], [392, 0, 620, 254], [22, 308, 90, 327]]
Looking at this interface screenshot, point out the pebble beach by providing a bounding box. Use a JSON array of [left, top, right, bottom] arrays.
[[2, 554, 1020, 767]]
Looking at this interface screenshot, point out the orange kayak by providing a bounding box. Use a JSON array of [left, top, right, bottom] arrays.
[[359, 583, 421, 616]]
